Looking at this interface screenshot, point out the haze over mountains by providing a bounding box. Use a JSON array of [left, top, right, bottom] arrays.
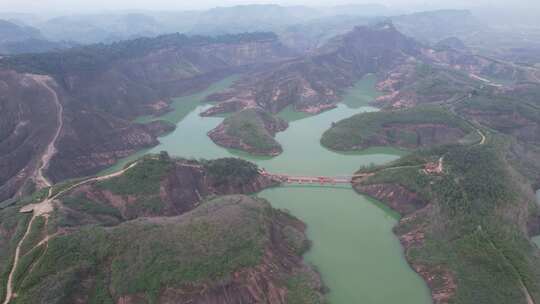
[[1, 4, 539, 54], [0, 2, 540, 304], [0, 19, 75, 54], [1, 16, 518, 201], [0, 4, 396, 45]]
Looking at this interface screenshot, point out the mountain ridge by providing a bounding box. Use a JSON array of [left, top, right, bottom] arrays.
[[0, 31, 294, 201]]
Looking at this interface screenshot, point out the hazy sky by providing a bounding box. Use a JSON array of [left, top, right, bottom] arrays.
[[0, 0, 536, 15]]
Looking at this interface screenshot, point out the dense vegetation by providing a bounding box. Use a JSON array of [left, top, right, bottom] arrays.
[[1, 15, 537, 304], [0, 206, 31, 303], [321, 105, 474, 150], [3, 194, 322, 303], [408, 64, 481, 101], [355, 138, 540, 304], [10, 196, 270, 302], [59, 194, 124, 227], [0, 32, 278, 76], [202, 157, 259, 186], [286, 274, 326, 304], [212, 108, 287, 154], [97, 156, 173, 195], [456, 88, 540, 129], [56, 155, 265, 222], [455, 86, 540, 185], [2, 153, 321, 303]]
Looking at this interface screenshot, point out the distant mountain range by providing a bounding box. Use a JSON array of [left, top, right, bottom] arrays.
[[1, 4, 397, 45], [0, 18, 526, 201], [3, 5, 538, 59], [1, 16, 540, 303], [0, 19, 76, 54], [0, 6, 484, 52]]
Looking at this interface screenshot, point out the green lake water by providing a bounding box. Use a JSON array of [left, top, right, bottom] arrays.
[[106, 74, 432, 303], [533, 191, 540, 247]]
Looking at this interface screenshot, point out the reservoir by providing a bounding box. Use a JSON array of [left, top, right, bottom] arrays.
[[106, 75, 432, 303]]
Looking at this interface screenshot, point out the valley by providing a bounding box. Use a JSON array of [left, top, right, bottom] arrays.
[[101, 75, 432, 303], [0, 9, 539, 304]]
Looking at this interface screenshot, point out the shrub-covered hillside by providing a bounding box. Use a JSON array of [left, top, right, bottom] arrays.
[[8, 195, 323, 303], [353, 137, 540, 304], [208, 108, 288, 156], [0, 155, 324, 304], [321, 106, 475, 151]]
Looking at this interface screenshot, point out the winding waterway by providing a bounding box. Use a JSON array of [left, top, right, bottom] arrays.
[[106, 75, 432, 303]]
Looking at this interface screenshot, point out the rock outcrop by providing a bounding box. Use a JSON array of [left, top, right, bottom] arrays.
[[203, 22, 423, 115], [355, 183, 428, 215], [62, 156, 279, 220], [352, 141, 540, 304], [353, 181, 456, 304]]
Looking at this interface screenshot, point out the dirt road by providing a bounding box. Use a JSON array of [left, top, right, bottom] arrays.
[[31, 75, 64, 189], [2, 161, 138, 304]]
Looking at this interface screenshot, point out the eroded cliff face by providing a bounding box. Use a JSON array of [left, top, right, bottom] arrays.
[[353, 182, 456, 304], [159, 161, 278, 214], [203, 22, 423, 115], [355, 183, 427, 215], [61, 158, 279, 220], [132, 208, 323, 304], [397, 206, 458, 304], [352, 138, 540, 304], [205, 21, 514, 115]]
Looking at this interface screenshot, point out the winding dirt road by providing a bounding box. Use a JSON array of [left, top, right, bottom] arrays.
[[2, 161, 139, 304], [477, 129, 486, 145], [31, 75, 64, 189], [2, 216, 36, 304]]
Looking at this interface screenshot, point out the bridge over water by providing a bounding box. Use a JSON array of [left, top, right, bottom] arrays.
[[259, 170, 371, 185]]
